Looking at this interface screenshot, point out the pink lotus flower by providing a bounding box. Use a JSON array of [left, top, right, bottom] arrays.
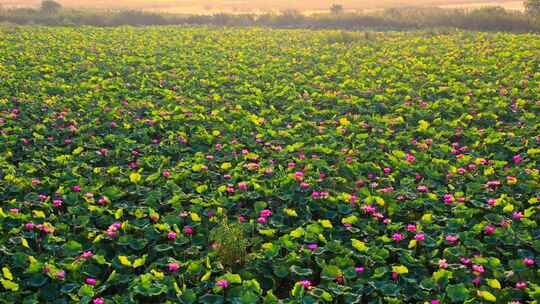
[[167, 232, 177, 239], [438, 259, 448, 269], [53, 199, 62, 207], [72, 185, 81, 192], [31, 178, 41, 185], [93, 298, 105, 304], [306, 243, 318, 251], [417, 185, 428, 192], [106, 222, 121, 237], [82, 251, 94, 259], [238, 182, 248, 190], [294, 171, 304, 181], [300, 182, 310, 189], [260, 209, 272, 217], [486, 179, 500, 187], [443, 194, 454, 204], [406, 153, 415, 162], [513, 154, 522, 164], [391, 271, 398, 280], [406, 224, 416, 232], [238, 216, 246, 222], [298, 280, 311, 289], [383, 167, 392, 174], [523, 258, 535, 266], [472, 276, 481, 285], [25, 223, 34, 230], [373, 212, 384, 220], [431, 300, 440, 304], [85, 277, 97, 285], [287, 162, 296, 168], [512, 212, 523, 220], [320, 191, 329, 198], [257, 217, 266, 223], [515, 281, 527, 289], [487, 198, 496, 206], [216, 279, 229, 288], [415, 233, 425, 241], [55, 270, 65, 279], [472, 264, 485, 274], [162, 170, 170, 177], [183, 226, 193, 235], [355, 266, 365, 273], [483, 225, 496, 235], [392, 233, 403, 241], [445, 235, 459, 244], [168, 263, 180, 272], [42, 225, 53, 234], [460, 257, 471, 265], [361, 204, 376, 214]]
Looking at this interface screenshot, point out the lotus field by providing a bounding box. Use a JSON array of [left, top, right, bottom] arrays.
[[0, 26, 539, 303]]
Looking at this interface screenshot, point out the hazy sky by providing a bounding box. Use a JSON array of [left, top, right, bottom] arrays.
[[1, 0, 523, 12]]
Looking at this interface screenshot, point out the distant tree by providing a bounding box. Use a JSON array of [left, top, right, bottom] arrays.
[[330, 4, 344, 14], [525, 0, 540, 14], [41, 0, 62, 14]]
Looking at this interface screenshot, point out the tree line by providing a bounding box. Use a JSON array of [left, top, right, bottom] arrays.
[[0, 0, 539, 32]]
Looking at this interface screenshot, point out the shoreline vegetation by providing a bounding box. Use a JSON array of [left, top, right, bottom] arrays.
[[0, 5, 539, 32]]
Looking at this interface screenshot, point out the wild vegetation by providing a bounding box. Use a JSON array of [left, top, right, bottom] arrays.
[[0, 0, 538, 32], [0, 25, 539, 303]]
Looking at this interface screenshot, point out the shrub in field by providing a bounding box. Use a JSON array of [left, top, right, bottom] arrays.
[[209, 219, 250, 268], [40, 0, 62, 14], [525, 0, 540, 15]]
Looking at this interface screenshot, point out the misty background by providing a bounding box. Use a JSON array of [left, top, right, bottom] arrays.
[[0, 0, 538, 31]]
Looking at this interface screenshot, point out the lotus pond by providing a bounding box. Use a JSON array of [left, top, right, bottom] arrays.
[[0, 26, 539, 303]]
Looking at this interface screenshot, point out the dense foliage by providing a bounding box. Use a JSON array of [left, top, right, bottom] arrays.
[[0, 26, 539, 303], [0, 7, 539, 32]]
